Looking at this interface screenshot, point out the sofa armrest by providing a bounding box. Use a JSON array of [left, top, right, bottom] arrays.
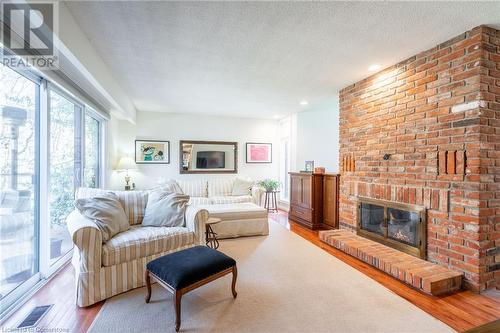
[[66, 210, 102, 272], [251, 186, 265, 206], [185, 206, 209, 245]]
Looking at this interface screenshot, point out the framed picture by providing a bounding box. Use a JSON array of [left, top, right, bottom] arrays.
[[246, 143, 272, 163], [135, 140, 170, 164], [305, 160, 314, 172]]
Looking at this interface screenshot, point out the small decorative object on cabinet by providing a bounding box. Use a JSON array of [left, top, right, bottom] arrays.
[[323, 174, 340, 229], [304, 160, 314, 172], [289, 172, 324, 229], [314, 167, 325, 174]]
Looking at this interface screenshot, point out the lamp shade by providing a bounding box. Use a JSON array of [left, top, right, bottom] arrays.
[[116, 156, 137, 171]]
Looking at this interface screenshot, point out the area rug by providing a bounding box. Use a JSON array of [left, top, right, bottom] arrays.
[[88, 221, 454, 333]]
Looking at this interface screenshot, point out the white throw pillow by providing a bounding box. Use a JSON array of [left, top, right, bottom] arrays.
[[75, 192, 130, 242], [158, 179, 184, 194], [231, 178, 254, 196], [142, 190, 190, 227]]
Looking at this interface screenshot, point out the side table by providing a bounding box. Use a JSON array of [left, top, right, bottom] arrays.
[[205, 217, 222, 249], [264, 190, 279, 213]]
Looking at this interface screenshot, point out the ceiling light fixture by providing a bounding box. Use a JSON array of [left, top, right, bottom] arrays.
[[369, 64, 382, 72], [300, 100, 308, 106]]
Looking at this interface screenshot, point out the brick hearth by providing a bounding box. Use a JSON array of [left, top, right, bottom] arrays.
[[319, 230, 463, 295], [338, 25, 499, 292]]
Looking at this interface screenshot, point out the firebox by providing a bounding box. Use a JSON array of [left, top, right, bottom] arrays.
[[356, 197, 426, 259]]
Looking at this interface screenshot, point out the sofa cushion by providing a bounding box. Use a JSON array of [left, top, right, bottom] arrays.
[[102, 226, 194, 267], [157, 179, 184, 194], [231, 178, 254, 196], [75, 193, 130, 242], [177, 180, 207, 197], [202, 203, 268, 220], [207, 178, 235, 197], [189, 197, 212, 205], [209, 195, 253, 204], [142, 190, 189, 227], [76, 188, 148, 225]]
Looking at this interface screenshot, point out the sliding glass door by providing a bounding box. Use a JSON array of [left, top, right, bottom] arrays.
[[0, 64, 40, 309], [48, 90, 82, 265], [1, 57, 105, 318]]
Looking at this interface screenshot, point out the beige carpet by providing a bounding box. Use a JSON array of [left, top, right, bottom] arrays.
[[88, 221, 455, 333]]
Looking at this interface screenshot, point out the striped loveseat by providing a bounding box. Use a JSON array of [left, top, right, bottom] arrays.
[[66, 188, 209, 307]]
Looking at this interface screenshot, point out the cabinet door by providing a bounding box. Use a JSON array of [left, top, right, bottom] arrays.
[[300, 176, 312, 209], [290, 175, 301, 206], [323, 176, 338, 228]]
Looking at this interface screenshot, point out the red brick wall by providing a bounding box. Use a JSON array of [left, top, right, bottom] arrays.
[[480, 27, 500, 291], [338, 25, 499, 292]]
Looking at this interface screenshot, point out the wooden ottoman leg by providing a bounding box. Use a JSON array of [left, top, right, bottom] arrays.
[[145, 270, 152, 303], [175, 290, 182, 332], [231, 265, 238, 298]]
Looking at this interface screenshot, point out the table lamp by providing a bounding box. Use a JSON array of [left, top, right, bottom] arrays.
[[116, 156, 138, 190]]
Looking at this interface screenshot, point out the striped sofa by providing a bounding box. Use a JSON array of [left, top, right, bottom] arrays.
[[67, 188, 209, 307], [172, 178, 264, 206]]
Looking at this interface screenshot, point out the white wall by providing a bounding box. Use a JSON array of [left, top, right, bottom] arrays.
[[294, 97, 340, 173], [107, 112, 280, 190]]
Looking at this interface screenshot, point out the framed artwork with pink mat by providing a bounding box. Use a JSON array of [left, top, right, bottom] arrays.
[[246, 143, 272, 163]]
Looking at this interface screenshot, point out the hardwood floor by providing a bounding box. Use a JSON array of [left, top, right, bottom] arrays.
[[1, 210, 499, 333], [1, 264, 103, 333]]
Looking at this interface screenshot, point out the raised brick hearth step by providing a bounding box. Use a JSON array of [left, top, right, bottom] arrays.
[[319, 230, 463, 296]]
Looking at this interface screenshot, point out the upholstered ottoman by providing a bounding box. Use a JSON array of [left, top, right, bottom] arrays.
[[200, 203, 269, 239], [145, 246, 237, 332]]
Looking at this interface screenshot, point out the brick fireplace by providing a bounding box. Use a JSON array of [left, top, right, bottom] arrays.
[[338, 25, 499, 292]]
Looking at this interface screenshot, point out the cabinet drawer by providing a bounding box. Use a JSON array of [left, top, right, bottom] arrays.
[[290, 205, 312, 222]]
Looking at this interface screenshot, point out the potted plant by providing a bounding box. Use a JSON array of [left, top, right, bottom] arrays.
[[257, 179, 281, 192]]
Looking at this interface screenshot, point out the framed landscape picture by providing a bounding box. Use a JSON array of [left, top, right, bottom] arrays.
[[246, 143, 272, 163], [135, 140, 170, 164]]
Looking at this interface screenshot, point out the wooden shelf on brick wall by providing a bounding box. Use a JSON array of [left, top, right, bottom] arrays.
[[438, 150, 466, 175]]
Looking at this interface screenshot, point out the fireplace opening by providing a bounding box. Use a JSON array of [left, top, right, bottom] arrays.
[[357, 197, 426, 259]]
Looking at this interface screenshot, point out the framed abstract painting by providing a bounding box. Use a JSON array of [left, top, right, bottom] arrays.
[[246, 143, 272, 163], [135, 140, 170, 164]]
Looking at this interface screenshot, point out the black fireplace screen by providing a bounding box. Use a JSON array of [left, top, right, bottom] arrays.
[[357, 198, 426, 258], [387, 208, 420, 247], [360, 203, 384, 236]]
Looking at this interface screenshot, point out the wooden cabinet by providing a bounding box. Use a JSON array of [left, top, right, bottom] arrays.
[[289, 172, 340, 230], [289, 172, 323, 229], [323, 174, 340, 229]]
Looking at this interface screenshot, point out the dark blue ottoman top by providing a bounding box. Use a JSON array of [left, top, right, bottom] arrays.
[[146, 246, 236, 289]]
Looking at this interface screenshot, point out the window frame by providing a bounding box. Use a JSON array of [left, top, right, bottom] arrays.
[[84, 107, 105, 189], [0, 65, 42, 319], [44, 84, 85, 271]]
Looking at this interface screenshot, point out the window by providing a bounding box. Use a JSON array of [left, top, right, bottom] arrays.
[[48, 89, 82, 264], [0, 64, 40, 310], [84, 111, 101, 188], [0, 61, 105, 316], [279, 118, 291, 202]]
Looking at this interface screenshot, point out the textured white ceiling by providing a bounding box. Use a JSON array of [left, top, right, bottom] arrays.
[[65, 1, 500, 119]]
